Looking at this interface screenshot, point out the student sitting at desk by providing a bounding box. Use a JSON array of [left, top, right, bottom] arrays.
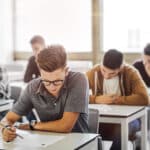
[[133, 43, 150, 88], [86, 49, 149, 150], [0, 45, 89, 142], [24, 35, 46, 121], [24, 35, 45, 83]]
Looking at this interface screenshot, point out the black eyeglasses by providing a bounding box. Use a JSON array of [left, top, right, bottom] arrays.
[[41, 79, 64, 86]]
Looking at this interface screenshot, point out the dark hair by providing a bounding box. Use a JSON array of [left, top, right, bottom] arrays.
[[103, 49, 123, 69], [144, 43, 150, 55], [37, 45, 67, 72], [30, 35, 45, 45]]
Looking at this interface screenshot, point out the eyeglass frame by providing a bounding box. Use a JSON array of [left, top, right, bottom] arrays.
[[41, 79, 64, 86]]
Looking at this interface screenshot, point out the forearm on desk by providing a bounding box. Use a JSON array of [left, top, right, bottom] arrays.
[[34, 120, 71, 133], [115, 95, 149, 105], [34, 112, 79, 133], [90, 94, 115, 104]]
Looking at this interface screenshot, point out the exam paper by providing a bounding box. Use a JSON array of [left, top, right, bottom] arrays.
[[15, 130, 64, 148], [0, 129, 65, 149]]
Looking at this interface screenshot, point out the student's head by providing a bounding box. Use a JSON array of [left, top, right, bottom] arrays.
[[30, 35, 45, 57], [37, 45, 68, 96], [101, 49, 123, 79], [143, 43, 150, 69]]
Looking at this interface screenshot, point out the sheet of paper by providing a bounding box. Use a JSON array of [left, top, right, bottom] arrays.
[[0, 129, 65, 149], [89, 104, 112, 112]]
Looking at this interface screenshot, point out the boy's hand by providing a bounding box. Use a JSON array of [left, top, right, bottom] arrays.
[[2, 126, 17, 142]]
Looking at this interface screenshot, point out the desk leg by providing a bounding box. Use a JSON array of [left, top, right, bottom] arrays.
[[141, 109, 147, 150], [121, 119, 128, 150]]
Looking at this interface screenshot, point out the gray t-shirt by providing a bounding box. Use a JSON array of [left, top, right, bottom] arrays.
[[12, 71, 89, 133]]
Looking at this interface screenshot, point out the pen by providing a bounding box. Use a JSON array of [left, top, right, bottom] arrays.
[[0, 122, 24, 139]]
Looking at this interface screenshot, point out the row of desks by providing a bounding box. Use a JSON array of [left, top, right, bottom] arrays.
[[0, 83, 149, 150]]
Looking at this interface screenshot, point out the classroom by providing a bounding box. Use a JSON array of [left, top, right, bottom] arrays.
[[0, 0, 150, 150]]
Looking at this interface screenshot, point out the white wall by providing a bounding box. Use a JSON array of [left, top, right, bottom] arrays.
[[0, 0, 13, 64]]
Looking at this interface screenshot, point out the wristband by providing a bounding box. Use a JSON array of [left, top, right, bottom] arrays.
[[29, 120, 37, 130]]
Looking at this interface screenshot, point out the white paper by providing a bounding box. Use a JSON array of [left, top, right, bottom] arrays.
[[1, 129, 64, 148], [89, 104, 112, 112]]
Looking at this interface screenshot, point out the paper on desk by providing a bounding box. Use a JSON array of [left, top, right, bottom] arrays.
[[16, 129, 64, 148], [99, 104, 112, 112], [89, 104, 112, 112], [1, 129, 65, 148]]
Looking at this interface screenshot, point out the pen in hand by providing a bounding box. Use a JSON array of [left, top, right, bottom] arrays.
[[0, 122, 24, 139]]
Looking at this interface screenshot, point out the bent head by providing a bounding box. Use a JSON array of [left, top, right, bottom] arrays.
[[100, 65, 120, 79], [101, 49, 123, 79], [40, 67, 68, 96], [30, 35, 45, 57], [37, 45, 68, 96]]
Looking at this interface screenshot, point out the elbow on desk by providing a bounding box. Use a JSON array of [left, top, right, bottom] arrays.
[[57, 119, 75, 133], [134, 98, 149, 106], [61, 129, 72, 133], [142, 95, 150, 106], [123, 95, 149, 106], [59, 124, 73, 133], [137, 96, 149, 106]]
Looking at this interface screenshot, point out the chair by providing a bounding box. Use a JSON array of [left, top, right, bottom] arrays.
[[10, 86, 22, 103], [10, 85, 36, 122], [88, 108, 103, 150]]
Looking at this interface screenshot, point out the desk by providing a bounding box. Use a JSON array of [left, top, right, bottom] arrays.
[[0, 131, 99, 150], [0, 99, 14, 112], [89, 104, 147, 150]]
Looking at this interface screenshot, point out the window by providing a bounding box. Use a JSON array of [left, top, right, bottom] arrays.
[[15, 0, 92, 52], [103, 0, 150, 52], [0, 0, 13, 63]]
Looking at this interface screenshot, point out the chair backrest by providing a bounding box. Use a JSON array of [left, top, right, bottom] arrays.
[[10, 86, 22, 103], [88, 108, 99, 133]]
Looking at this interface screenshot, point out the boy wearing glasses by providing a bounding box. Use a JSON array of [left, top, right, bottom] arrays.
[[1, 45, 89, 142]]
